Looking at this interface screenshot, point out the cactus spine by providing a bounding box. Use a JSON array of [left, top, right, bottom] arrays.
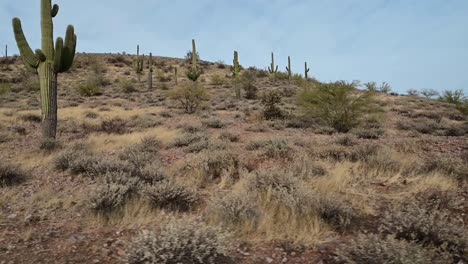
[[286, 56, 292, 81], [186, 39, 201, 82], [135, 45, 144, 83], [12, 0, 77, 139], [233, 50, 241, 99], [305, 62, 310, 80], [268, 52, 278, 82]]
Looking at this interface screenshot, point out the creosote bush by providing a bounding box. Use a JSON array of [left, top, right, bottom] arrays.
[[298, 81, 379, 132], [127, 219, 234, 264], [168, 84, 209, 113]]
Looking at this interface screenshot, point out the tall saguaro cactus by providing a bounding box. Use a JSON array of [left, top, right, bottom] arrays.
[[268, 52, 278, 82], [174, 66, 178, 85], [286, 56, 292, 81], [233, 50, 241, 99], [186, 39, 201, 82], [305, 62, 310, 80], [135, 45, 144, 83], [147, 52, 153, 90], [12, 0, 77, 139]]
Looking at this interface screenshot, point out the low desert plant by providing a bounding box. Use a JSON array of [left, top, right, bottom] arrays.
[[121, 79, 137, 93], [168, 84, 209, 113], [335, 233, 451, 264], [78, 77, 101, 97], [127, 219, 234, 264], [142, 181, 198, 212], [261, 90, 284, 120], [440, 89, 464, 105], [0, 162, 25, 187], [207, 191, 260, 228], [298, 81, 379, 132], [210, 74, 225, 86], [421, 88, 439, 98]]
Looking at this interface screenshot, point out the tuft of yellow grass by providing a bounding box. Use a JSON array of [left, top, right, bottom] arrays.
[[86, 127, 179, 152]]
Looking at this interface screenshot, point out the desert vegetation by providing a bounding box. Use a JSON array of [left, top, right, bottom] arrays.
[[0, 1, 467, 264]]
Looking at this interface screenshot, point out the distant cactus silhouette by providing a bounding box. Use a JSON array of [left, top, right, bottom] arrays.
[[12, 0, 77, 139], [134, 45, 144, 83], [286, 56, 292, 81], [147, 52, 153, 90], [268, 52, 278, 82], [305, 62, 310, 80], [186, 39, 202, 82]]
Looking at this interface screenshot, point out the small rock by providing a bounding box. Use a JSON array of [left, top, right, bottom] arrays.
[[282, 257, 288, 263], [266, 257, 273, 263], [92, 260, 100, 264]]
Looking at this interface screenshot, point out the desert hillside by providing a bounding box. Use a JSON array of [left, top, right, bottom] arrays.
[[0, 52, 467, 264]]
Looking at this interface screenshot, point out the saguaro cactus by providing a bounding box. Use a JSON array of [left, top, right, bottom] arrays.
[[12, 0, 77, 139], [147, 52, 153, 90], [305, 62, 310, 80], [233, 50, 241, 99], [186, 39, 201, 82], [174, 66, 178, 85], [268, 52, 278, 82], [4, 45, 7, 59], [135, 45, 144, 83], [286, 56, 292, 81]]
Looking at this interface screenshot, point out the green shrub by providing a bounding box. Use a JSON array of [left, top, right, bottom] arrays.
[[78, 78, 101, 97], [421, 88, 439, 98], [440, 89, 464, 105], [298, 81, 379, 132], [210, 74, 225, 86], [168, 84, 209, 114], [335, 233, 451, 264], [207, 192, 260, 227], [121, 79, 137, 93], [88, 182, 136, 214], [127, 219, 233, 264], [261, 90, 283, 120]]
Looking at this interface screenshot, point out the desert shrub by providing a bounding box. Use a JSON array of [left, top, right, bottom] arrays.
[[39, 138, 60, 152], [198, 149, 239, 181], [440, 89, 464, 105], [336, 134, 357, 146], [100, 118, 128, 134], [172, 132, 207, 148], [54, 143, 93, 172], [127, 114, 162, 129], [380, 202, 468, 262], [202, 118, 225, 129], [168, 84, 209, 114], [84, 111, 98, 119], [275, 71, 289, 81], [88, 182, 136, 214], [25, 79, 40, 92], [0, 83, 12, 94], [121, 79, 137, 93], [360, 148, 401, 176], [177, 122, 204, 133], [396, 118, 440, 135], [127, 219, 233, 264], [298, 81, 379, 132], [261, 90, 283, 120], [207, 192, 260, 227], [218, 131, 240, 142], [210, 74, 225, 86], [335, 233, 450, 264], [0, 162, 25, 187], [246, 137, 291, 159], [421, 88, 439, 98], [417, 155, 468, 182], [456, 99, 468, 115], [351, 127, 384, 139], [364, 81, 378, 92], [78, 78, 101, 97], [378, 82, 392, 93], [407, 89, 419, 96], [20, 113, 41, 123], [142, 181, 198, 212], [317, 195, 356, 230]]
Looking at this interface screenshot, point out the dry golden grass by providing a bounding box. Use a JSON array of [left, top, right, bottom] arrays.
[[86, 126, 179, 152]]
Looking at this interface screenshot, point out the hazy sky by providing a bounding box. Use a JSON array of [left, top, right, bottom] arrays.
[[1, 0, 467, 94]]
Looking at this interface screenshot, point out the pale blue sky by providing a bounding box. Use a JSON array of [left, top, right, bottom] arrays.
[[1, 0, 467, 94]]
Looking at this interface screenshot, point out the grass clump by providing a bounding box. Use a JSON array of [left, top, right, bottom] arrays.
[[0, 162, 26, 187]]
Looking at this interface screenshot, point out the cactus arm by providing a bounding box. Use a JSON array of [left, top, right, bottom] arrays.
[[59, 25, 76, 72], [51, 4, 59, 17], [41, 0, 54, 59], [12, 18, 40, 69], [35, 49, 47, 62], [54, 37, 63, 71]]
